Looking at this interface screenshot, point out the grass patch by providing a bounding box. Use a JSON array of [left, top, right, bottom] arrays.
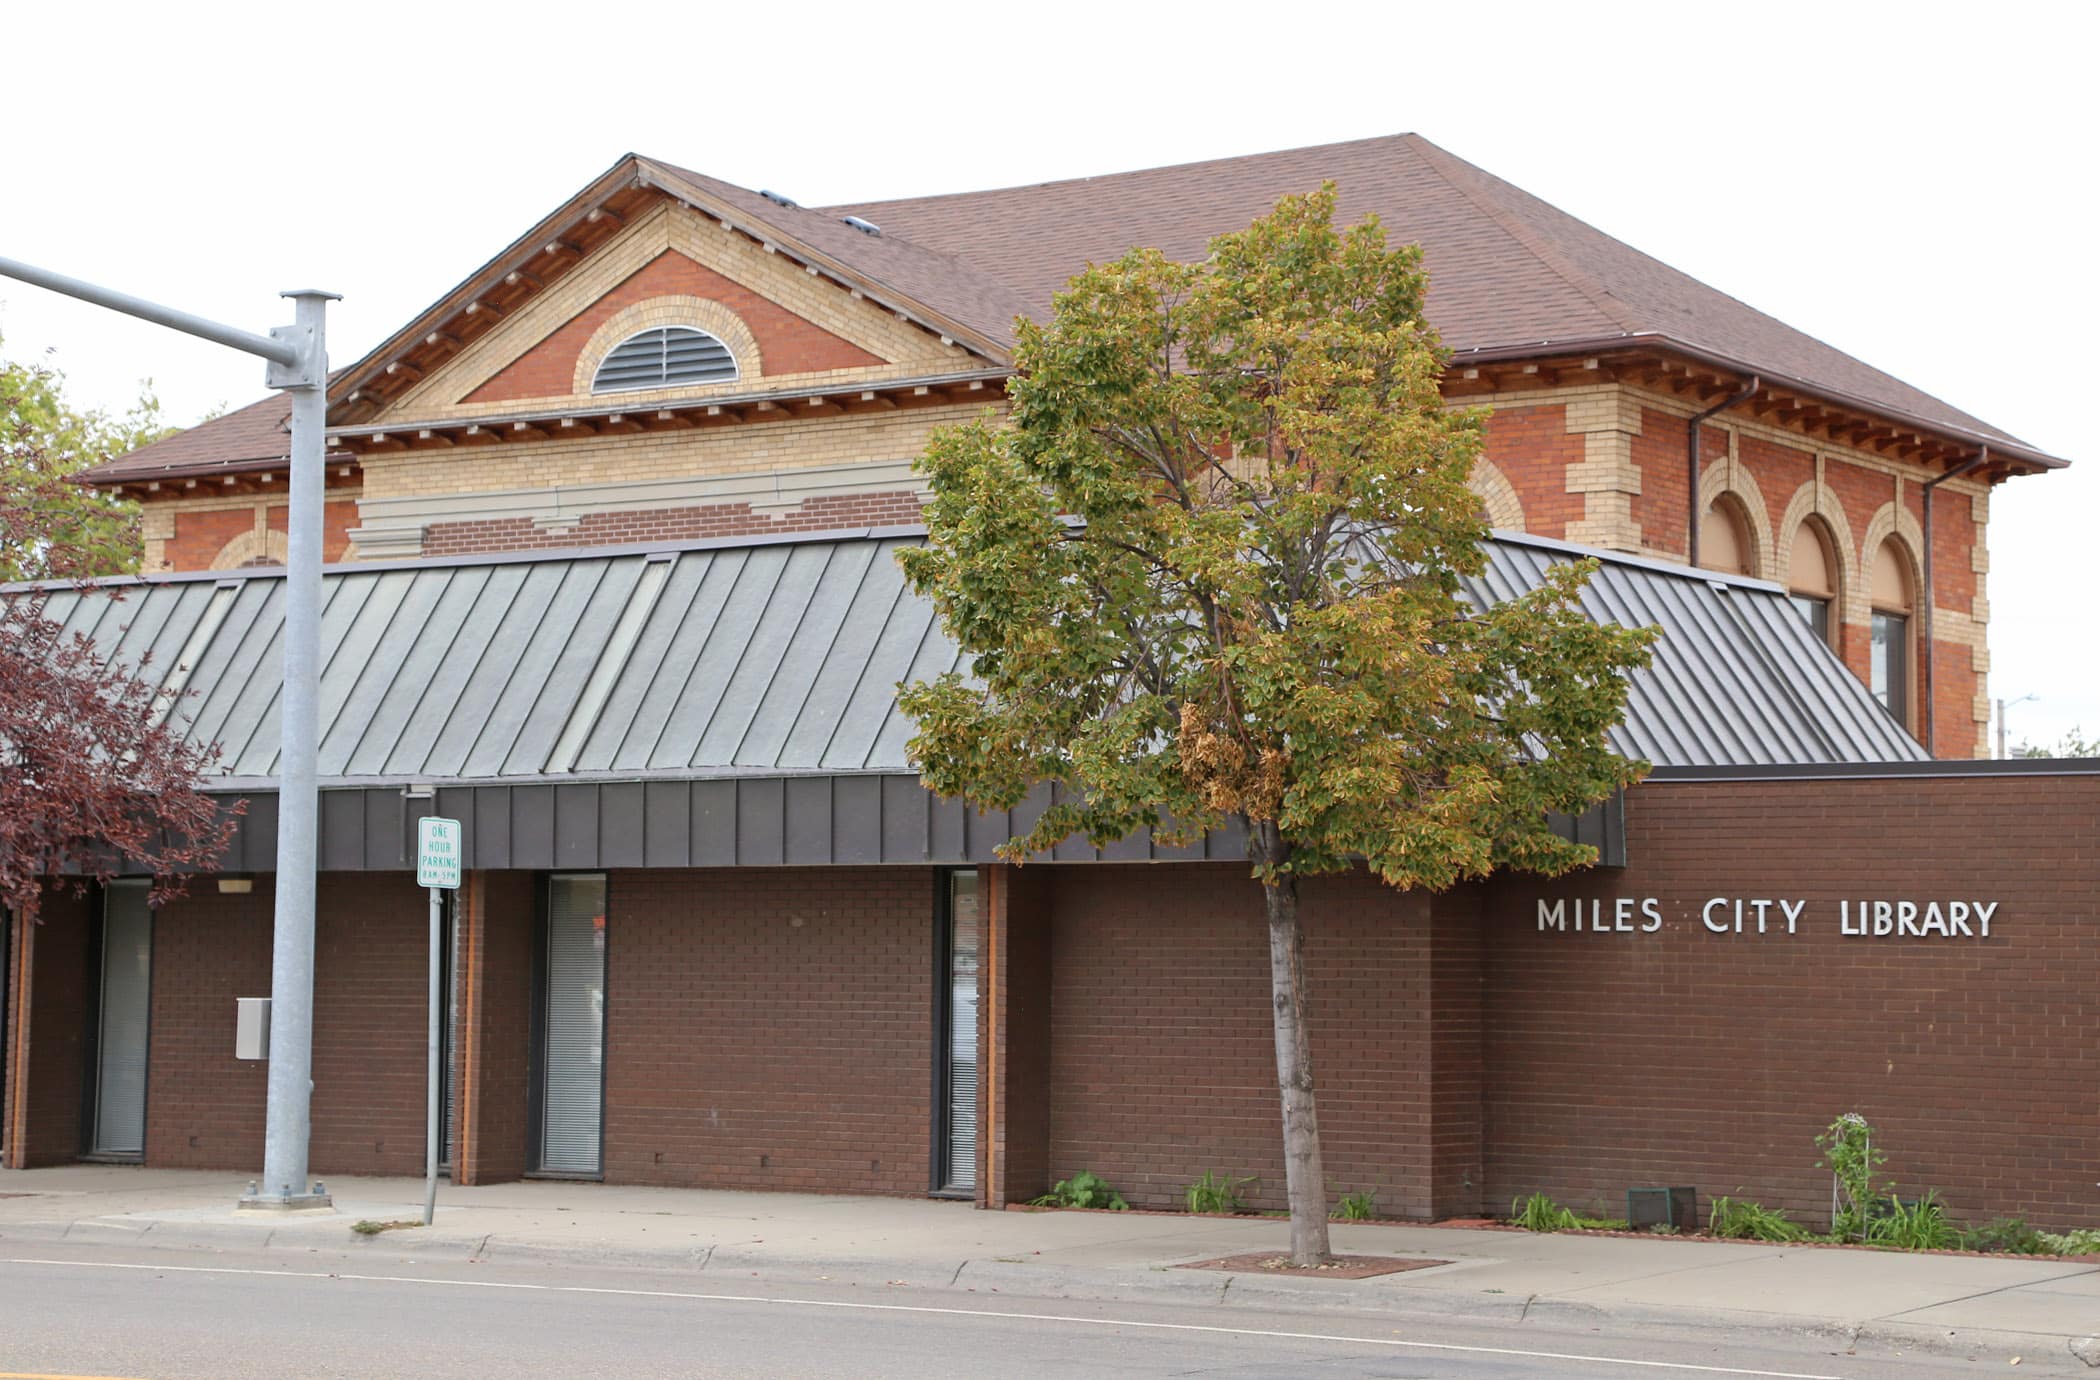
[[350, 1218, 423, 1236]]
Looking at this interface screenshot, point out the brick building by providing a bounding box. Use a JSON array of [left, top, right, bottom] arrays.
[[6, 136, 2093, 1231]]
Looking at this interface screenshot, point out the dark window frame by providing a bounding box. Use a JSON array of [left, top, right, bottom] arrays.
[[527, 871, 610, 1181], [929, 868, 979, 1199]]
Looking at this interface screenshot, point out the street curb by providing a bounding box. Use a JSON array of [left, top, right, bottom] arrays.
[[3, 1216, 2091, 1368]]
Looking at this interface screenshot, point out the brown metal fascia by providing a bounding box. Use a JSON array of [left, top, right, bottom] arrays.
[[1448, 333, 2070, 473], [634, 160, 1013, 367], [327, 155, 652, 410]]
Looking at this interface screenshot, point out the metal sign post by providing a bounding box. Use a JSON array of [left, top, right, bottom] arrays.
[[0, 255, 338, 1214], [416, 817, 463, 1225]]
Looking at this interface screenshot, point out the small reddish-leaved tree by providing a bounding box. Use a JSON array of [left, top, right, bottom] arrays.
[[2, 370, 235, 923]]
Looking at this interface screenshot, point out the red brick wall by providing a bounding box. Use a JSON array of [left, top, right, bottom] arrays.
[[1040, 865, 1462, 1217], [1480, 403, 1583, 538], [137, 875, 433, 1177], [422, 491, 927, 558], [3, 887, 91, 1168], [469, 251, 881, 405], [144, 882, 271, 1167], [1631, 414, 1726, 560], [1478, 774, 2100, 1231], [602, 868, 937, 1194], [982, 864, 1053, 1207], [457, 870, 534, 1185], [163, 498, 359, 571]]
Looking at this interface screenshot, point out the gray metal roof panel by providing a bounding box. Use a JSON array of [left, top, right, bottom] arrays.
[[14, 528, 1924, 789]]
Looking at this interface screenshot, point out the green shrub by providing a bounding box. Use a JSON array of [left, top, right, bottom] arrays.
[[1511, 1192, 1578, 1232], [1184, 1170, 1254, 1214], [1864, 1191, 1960, 1251], [1709, 1196, 1811, 1242], [1030, 1170, 1129, 1211], [2037, 1228, 2100, 1256], [1962, 1217, 2048, 1255], [1569, 1213, 1631, 1231], [1331, 1190, 1377, 1221]]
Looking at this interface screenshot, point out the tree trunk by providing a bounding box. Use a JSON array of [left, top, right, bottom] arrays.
[[1257, 827, 1332, 1265]]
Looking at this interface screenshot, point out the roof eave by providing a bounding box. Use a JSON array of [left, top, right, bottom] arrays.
[[1450, 333, 2070, 472]]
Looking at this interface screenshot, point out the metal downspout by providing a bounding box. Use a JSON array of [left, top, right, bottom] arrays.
[[1920, 447, 1991, 755], [1686, 377, 1762, 569]]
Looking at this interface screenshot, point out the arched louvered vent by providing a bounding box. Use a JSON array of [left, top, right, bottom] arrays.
[[590, 326, 739, 393]]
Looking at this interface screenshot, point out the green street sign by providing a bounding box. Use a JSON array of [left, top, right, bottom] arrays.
[[416, 816, 462, 889]]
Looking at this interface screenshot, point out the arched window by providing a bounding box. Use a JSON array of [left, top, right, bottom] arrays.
[[590, 326, 738, 394], [1698, 496, 1754, 577], [1786, 516, 1839, 644], [1869, 538, 1915, 725]]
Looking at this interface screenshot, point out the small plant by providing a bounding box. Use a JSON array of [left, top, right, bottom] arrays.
[[350, 1218, 421, 1236], [1864, 1191, 1960, 1251], [1331, 1190, 1377, 1221], [2038, 1228, 2100, 1256], [1184, 1170, 1255, 1214], [1511, 1192, 1578, 1233], [1962, 1217, 2049, 1255], [1709, 1196, 1811, 1242], [1569, 1214, 1631, 1231], [1030, 1170, 1129, 1211]]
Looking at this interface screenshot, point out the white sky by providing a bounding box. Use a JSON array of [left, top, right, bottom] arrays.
[[5, 1, 2094, 748]]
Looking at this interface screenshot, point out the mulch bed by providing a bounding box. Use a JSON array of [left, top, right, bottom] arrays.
[[1178, 1252, 1449, 1279]]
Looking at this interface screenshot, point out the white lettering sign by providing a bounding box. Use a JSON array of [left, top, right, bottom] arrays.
[[1538, 896, 1999, 940]]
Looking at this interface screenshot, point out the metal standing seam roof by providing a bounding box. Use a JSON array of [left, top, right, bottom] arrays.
[[12, 527, 1922, 790]]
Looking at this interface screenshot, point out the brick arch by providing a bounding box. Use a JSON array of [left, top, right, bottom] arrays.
[[1696, 449, 1775, 578], [573, 296, 765, 395], [1775, 478, 1859, 629], [1859, 500, 1926, 613], [209, 527, 287, 571], [1468, 456, 1526, 531]]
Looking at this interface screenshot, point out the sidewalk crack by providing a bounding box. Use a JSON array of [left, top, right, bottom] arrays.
[[947, 1259, 967, 1288], [1874, 1265, 2100, 1320], [1519, 1292, 1535, 1323]]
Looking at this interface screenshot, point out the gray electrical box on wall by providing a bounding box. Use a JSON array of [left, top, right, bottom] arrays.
[[235, 998, 271, 1060]]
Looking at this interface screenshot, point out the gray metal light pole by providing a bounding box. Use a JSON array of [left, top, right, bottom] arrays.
[[0, 257, 337, 1212]]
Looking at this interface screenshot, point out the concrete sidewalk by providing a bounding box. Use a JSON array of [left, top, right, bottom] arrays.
[[4, 1165, 2096, 1367]]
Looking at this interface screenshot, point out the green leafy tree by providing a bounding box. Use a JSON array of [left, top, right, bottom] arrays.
[[2, 332, 171, 581], [898, 187, 1655, 1264]]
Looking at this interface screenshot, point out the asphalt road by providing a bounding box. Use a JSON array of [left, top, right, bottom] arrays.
[[0, 1244, 2069, 1379]]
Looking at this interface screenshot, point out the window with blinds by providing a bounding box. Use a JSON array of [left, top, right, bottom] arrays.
[[94, 881, 153, 1157], [940, 872, 981, 1193], [539, 875, 607, 1175], [590, 326, 738, 393]]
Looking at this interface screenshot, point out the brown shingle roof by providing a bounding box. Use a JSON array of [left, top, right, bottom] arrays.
[[828, 132, 2041, 455], [85, 134, 2060, 486]]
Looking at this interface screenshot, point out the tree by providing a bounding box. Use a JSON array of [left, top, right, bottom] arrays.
[[2015, 727, 2097, 758], [1, 364, 235, 925], [1, 330, 171, 581], [898, 187, 1655, 1265]]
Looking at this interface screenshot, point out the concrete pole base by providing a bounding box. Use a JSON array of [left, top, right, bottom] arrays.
[[235, 1191, 335, 1214]]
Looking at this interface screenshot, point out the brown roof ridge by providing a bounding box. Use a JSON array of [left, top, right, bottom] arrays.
[[1399, 135, 1644, 339], [819, 130, 1427, 214]]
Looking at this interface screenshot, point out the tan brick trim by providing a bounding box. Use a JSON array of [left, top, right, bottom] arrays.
[[1859, 499, 1927, 612], [1696, 433, 1776, 579], [571, 296, 765, 395], [209, 526, 289, 570], [1774, 478, 1861, 631], [1468, 456, 1526, 530]]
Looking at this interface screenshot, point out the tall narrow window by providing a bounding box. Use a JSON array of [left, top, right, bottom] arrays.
[[591, 326, 738, 393], [936, 872, 980, 1194], [93, 881, 152, 1158], [1870, 538, 1915, 726], [1787, 516, 1838, 645], [539, 874, 607, 1176]]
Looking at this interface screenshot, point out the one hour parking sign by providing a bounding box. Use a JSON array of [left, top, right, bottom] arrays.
[[416, 817, 462, 889]]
